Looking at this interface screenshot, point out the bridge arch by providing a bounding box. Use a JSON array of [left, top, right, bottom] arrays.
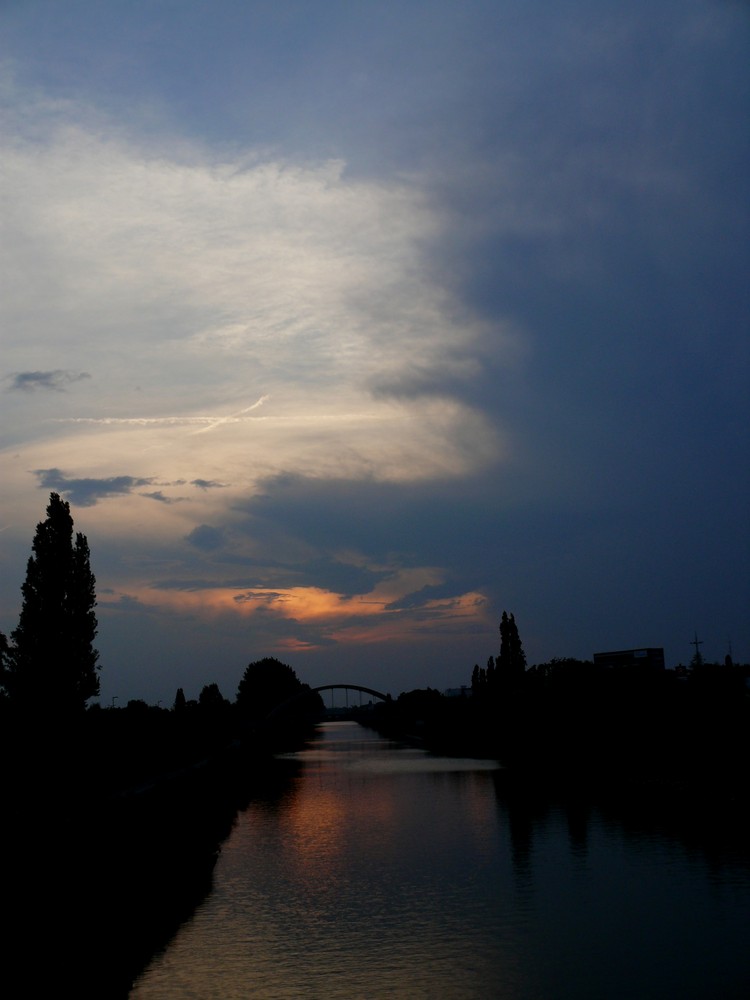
[[311, 683, 389, 703], [264, 683, 389, 722]]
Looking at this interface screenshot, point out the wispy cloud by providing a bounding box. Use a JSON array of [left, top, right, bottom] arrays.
[[0, 102, 506, 573], [57, 414, 265, 427], [141, 491, 185, 505], [191, 396, 270, 434], [56, 396, 271, 431], [191, 480, 227, 491]]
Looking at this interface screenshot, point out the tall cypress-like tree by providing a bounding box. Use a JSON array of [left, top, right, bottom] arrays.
[[497, 610, 527, 680], [4, 493, 100, 713]]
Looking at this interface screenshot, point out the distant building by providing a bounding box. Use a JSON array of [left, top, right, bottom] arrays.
[[593, 648, 665, 671]]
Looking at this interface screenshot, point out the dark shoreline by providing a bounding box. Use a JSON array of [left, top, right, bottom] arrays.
[[1, 693, 747, 997], [0, 735, 305, 998]]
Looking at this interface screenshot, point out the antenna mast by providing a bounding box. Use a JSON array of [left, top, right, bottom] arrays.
[[690, 631, 704, 666]]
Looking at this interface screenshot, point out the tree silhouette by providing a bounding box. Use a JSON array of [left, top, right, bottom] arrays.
[[198, 682, 229, 711], [2, 493, 100, 713], [236, 657, 311, 722], [497, 611, 526, 680], [471, 663, 484, 696]]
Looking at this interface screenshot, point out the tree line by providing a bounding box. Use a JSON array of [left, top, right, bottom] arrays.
[[370, 614, 749, 793], [2, 493, 748, 795], [0, 496, 319, 996], [0, 494, 325, 799]]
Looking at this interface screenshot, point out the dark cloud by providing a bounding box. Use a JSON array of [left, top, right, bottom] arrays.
[[234, 591, 290, 605], [237, 603, 341, 650], [242, 472, 498, 571], [8, 370, 91, 392], [99, 593, 147, 613], [186, 524, 226, 551], [140, 490, 183, 505], [300, 557, 384, 596], [191, 479, 227, 490], [366, 355, 481, 402], [149, 578, 237, 591], [384, 587, 473, 613], [34, 468, 154, 506], [235, 462, 750, 670]]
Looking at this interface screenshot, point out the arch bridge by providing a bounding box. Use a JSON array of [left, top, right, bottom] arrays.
[[313, 683, 389, 703], [265, 683, 389, 722]]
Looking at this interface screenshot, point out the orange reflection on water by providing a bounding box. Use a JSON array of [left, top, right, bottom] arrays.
[[277, 767, 397, 884], [282, 784, 348, 873]]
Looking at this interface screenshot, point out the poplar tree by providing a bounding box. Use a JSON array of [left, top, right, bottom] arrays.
[[3, 493, 100, 713], [497, 611, 527, 679]]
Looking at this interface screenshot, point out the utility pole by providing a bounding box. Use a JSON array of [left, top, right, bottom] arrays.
[[690, 632, 704, 667]]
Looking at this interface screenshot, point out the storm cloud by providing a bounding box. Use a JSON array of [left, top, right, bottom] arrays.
[[0, 0, 747, 704]]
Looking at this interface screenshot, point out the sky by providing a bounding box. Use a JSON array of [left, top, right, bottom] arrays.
[[1, 0, 748, 706]]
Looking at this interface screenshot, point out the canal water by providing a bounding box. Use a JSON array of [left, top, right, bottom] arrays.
[[132, 721, 750, 999]]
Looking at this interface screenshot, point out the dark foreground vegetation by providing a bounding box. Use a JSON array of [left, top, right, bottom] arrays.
[[371, 614, 750, 805], [0, 494, 326, 994], [366, 627, 750, 883], [370, 656, 750, 795], [1, 495, 748, 994], [0, 664, 323, 998]]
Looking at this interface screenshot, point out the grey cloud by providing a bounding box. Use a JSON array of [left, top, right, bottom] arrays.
[[236, 601, 340, 649], [140, 490, 183, 505], [241, 472, 487, 566], [366, 354, 482, 403], [186, 524, 226, 551], [34, 468, 155, 506], [8, 370, 91, 392], [148, 578, 227, 591], [191, 479, 227, 490], [231, 472, 506, 604], [384, 587, 469, 613], [301, 557, 384, 597], [149, 578, 237, 591], [99, 593, 149, 612], [234, 591, 290, 605]]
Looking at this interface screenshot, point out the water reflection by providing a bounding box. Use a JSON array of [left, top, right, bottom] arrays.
[[133, 721, 750, 1000]]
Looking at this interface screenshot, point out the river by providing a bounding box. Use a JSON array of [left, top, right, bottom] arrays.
[[131, 721, 750, 999]]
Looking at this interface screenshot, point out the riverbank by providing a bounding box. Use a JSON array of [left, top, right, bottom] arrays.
[[364, 676, 750, 831], [0, 717, 314, 998]]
